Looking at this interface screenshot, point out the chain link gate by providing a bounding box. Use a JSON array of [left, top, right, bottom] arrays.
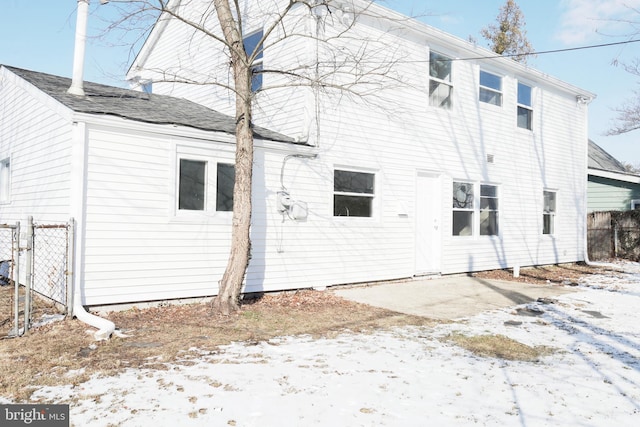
[[1, 218, 73, 338], [1, 222, 22, 337]]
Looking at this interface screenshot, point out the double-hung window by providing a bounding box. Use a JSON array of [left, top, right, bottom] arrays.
[[333, 169, 375, 217], [480, 185, 499, 236], [243, 30, 264, 92], [453, 182, 500, 236], [479, 70, 502, 106], [452, 181, 474, 236], [0, 158, 10, 203], [543, 191, 556, 235], [517, 82, 533, 130], [429, 51, 453, 109], [178, 159, 235, 212]]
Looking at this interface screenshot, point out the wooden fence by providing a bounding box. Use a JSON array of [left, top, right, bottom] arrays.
[[587, 211, 640, 261]]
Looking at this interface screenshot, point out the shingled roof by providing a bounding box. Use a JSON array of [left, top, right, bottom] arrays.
[[588, 139, 626, 173], [3, 65, 294, 143]]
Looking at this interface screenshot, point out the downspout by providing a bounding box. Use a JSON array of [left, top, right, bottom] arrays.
[[66, 0, 115, 339], [70, 121, 115, 340], [579, 95, 618, 270]]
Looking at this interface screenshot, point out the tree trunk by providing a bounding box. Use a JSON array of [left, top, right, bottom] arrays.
[[211, 0, 254, 315]]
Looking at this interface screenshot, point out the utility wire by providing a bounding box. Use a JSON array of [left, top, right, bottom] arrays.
[[463, 38, 640, 61], [316, 38, 640, 65]]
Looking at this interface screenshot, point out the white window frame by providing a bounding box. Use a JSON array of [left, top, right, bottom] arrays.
[[517, 81, 533, 130], [0, 157, 10, 204], [174, 153, 235, 217], [333, 168, 376, 218], [243, 30, 264, 92], [452, 181, 500, 237], [429, 51, 453, 109], [631, 199, 640, 210], [543, 190, 557, 235], [479, 70, 503, 107]]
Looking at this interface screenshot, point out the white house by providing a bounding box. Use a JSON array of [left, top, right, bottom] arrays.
[[0, 0, 594, 307]]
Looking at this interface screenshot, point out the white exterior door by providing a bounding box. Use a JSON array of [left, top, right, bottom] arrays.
[[415, 172, 442, 275]]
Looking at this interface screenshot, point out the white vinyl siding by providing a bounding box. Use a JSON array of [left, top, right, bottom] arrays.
[[79, 0, 590, 303]]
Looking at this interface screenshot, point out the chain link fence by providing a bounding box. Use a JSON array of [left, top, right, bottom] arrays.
[[1, 218, 72, 338]]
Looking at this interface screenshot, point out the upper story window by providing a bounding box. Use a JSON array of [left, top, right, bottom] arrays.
[[243, 30, 264, 92], [543, 190, 557, 234], [0, 158, 10, 204], [479, 70, 502, 106], [429, 51, 453, 109], [334, 169, 375, 217], [517, 82, 533, 130]]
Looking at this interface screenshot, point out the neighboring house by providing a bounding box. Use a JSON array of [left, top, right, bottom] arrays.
[[1, 1, 595, 307], [588, 139, 640, 212]]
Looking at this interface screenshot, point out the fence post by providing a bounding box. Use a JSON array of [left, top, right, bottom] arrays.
[[23, 216, 34, 334], [66, 218, 75, 318], [11, 222, 21, 337], [614, 223, 619, 258]]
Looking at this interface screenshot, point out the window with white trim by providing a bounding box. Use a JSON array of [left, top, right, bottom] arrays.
[[429, 51, 453, 109], [0, 158, 11, 204], [178, 159, 235, 212], [452, 181, 474, 236], [453, 182, 500, 236], [632, 199, 640, 210], [517, 82, 533, 130], [543, 190, 556, 234], [243, 30, 264, 92], [333, 169, 375, 217], [480, 184, 499, 236], [479, 70, 502, 106]]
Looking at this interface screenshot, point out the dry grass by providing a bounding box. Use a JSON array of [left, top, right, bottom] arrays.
[[0, 289, 434, 402], [473, 262, 614, 285], [0, 262, 613, 401], [444, 333, 555, 362]]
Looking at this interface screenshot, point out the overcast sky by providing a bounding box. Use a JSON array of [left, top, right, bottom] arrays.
[[1, 0, 639, 164]]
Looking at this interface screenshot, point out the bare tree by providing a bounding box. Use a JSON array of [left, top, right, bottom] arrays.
[[608, 59, 640, 136], [104, 0, 406, 314], [480, 0, 534, 63]]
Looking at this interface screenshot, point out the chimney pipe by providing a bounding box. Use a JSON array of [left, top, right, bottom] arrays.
[[68, 0, 90, 96]]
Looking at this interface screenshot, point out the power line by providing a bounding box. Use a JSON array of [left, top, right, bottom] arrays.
[[463, 38, 640, 61]]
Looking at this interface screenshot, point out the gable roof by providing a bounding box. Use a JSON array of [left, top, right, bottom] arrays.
[[588, 139, 640, 184], [588, 139, 626, 173], [2, 65, 294, 143]]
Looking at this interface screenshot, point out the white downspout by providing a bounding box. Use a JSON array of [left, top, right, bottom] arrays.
[[68, 0, 90, 96], [70, 121, 115, 340]]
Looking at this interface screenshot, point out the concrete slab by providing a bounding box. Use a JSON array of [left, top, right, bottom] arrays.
[[331, 276, 578, 320]]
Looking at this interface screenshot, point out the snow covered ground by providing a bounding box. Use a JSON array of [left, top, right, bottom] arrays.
[[16, 264, 640, 425]]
